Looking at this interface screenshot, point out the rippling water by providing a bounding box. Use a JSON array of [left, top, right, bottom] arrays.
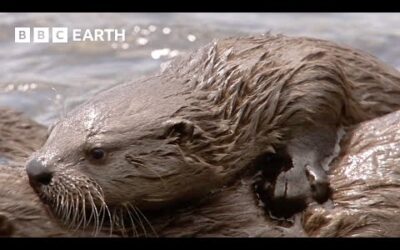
[[1, 13, 400, 126]]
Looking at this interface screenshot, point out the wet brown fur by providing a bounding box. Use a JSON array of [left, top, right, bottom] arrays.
[[25, 34, 400, 234], [3, 108, 400, 236], [304, 109, 400, 237]]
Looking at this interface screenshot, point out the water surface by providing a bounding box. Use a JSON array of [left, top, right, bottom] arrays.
[[1, 13, 399, 125]]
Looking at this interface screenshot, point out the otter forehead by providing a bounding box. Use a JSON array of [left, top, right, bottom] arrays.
[[79, 76, 190, 131], [45, 74, 191, 150]]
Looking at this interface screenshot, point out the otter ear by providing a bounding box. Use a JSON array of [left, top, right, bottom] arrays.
[[162, 118, 196, 142]]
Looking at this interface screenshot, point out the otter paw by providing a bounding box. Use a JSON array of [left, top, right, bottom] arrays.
[[305, 164, 330, 203], [259, 166, 312, 218], [273, 166, 311, 204], [261, 162, 331, 218]]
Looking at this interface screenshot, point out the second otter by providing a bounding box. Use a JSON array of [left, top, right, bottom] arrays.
[[26, 34, 400, 230]]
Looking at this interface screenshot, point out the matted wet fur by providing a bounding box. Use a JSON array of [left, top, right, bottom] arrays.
[[25, 34, 400, 234], [0, 108, 70, 236], [0, 108, 47, 164], [0, 107, 303, 237], [2, 107, 400, 236], [0, 108, 114, 237]]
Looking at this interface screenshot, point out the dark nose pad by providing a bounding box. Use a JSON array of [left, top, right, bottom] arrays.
[[26, 159, 53, 185]]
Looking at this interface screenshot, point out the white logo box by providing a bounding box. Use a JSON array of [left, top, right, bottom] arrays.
[[15, 27, 125, 43]]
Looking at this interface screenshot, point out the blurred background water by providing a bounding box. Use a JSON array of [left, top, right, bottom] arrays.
[[1, 13, 399, 126]]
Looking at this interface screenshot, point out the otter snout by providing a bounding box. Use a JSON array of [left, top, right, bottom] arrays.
[[26, 159, 53, 186]]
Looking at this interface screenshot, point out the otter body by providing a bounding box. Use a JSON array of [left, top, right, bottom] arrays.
[[26, 35, 400, 229], [304, 109, 400, 237], [3, 105, 400, 236], [0, 108, 47, 164], [0, 108, 59, 237]]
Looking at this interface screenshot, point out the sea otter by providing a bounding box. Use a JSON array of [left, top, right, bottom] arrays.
[[25, 34, 400, 231]]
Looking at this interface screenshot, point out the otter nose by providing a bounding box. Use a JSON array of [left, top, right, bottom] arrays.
[[26, 159, 53, 185]]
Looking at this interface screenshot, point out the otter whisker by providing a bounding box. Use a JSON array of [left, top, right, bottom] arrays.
[[91, 186, 109, 236], [54, 194, 61, 216], [106, 204, 114, 237], [111, 208, 119, 235], [89, 181, 114, 236], [135, 205, 158, 237], [65, 193, 75, 229], [97, 202, 107, 234], [113, 207, 126, 236], [95, 201, 113, 237], [86, 190, 100, 236], [66, 193, 77, 229], [61, 193, 70, 224], [58, 188, 67, 221], [71, 192, 79, 228], [91, 192, 102, 236], [124, 204, 139, 237], [74, 188, 87, 233], [71, 186, 87, 232], [56, 194, 62, 215], [72, 188, 83, 227], [119, 207, 127, 237], [128, 203, 148, 237], [86, 185, 106, 233], [84, 193, 95, 230]]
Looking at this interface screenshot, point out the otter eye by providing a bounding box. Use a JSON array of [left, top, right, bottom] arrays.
[[90, 148, 105, 160]]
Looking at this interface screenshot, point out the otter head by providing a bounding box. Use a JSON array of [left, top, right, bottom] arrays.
[[25, 76, 226, 232]]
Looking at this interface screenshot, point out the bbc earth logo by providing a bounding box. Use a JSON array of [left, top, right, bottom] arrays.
[[15, 27, 126, 43]]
